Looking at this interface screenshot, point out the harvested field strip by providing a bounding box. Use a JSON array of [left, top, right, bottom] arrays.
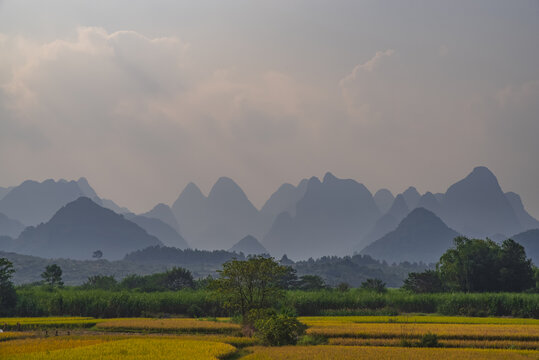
[[0, 332, 36, 342], [307, 323, 539, 341], [3, 338, 237, 360], [96, 318, 241, 334], [328, 337, 539, 350], [0, 336, 123, 355], [300, 316, 539, 325], [242, 345, 538, 360], [0, 317, 100, 330]]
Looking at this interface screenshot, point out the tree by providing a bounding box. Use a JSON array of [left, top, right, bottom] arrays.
[[0, 258, 17, 315], [92, 250, 103, 259], [41, 264, 64, 288], [402, 270, 444, 293], [83, 275, 117, 290], [296, 275, 326, 291], [211, 256, 288, 320], [360, 278, 386, 293], [498, 239, 534, 292], [164, 267, 194, 290], [438, 237, 534, 292], [336, 282, 350, 292]]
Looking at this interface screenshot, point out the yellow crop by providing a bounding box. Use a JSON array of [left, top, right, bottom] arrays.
[[0, 317, 100, 330], [307, 323, 539, 340], [4, 338, 236, 360], [0, 336, 123, 355], [300, 315, 539, 326], [96, 318, 240, 334], [242, 345, 538, 360], [328, 337, 539, 350], [0, 332, 35, 341]]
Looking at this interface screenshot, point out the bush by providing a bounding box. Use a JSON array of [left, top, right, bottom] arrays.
[[255, 314, 307, 346], [360, 278, 387, 293], [297, 334, 328, 345], [336, 282, 350, 292], [419, 333, 439, 347]]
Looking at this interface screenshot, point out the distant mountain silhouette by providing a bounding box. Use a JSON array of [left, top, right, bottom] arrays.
[[9, 197, 162, 260], [0, 186, 13, 200], [505, 192, 539, 230], [0, 212, 25, 238], [416, 192, 441, 214], [402, 186, 421, 209], [125, 214, 188, 249], [264, 173, 380, 259], [142, 203, 180, 233], [229, 235, 268, 255], [258, 179, 308, 237], [172, 178, 260, 250], [373, 189, 395, 214], [0, 178, 130, 226], [361, 194, 410, 246], [512, 229, 539, 265], [0, 179, 87, 225], [440, 167, 521, 238], [361, 207, 460, 263]]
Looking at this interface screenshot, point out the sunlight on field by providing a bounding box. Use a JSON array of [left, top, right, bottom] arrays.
[[300, 316, 539, 326], [307, 323, 539, 340], [0, 317, 100, 329], [242, 345, 539, 359], [96, 318, 240, 333], [2, 338, 236, 360]]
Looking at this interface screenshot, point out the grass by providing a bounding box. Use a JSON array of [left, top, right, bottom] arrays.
[[95, 318, 241, 334]]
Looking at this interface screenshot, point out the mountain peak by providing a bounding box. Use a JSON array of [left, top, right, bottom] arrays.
[[209, 177, 246, 199], [402, 186, 421, 209], [323, 172, 337, 183], [229, 235, 267, 255]]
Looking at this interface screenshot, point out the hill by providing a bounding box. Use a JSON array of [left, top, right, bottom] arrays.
[[125, 214, 189, 249], [7, 197, 162, 260], [0, 212, 25, 238], [512, 229, 539, 265], [229, 235, 268, 255], [264, 173, 380, 259], [142, 203, 180, 233], [172, 178, 260, 250], [361, 207, 460, 263]]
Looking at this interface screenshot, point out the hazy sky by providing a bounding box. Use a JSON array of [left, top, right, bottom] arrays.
[[1, 1, 538, 216]]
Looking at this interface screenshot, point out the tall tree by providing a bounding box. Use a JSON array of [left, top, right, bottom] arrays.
[[211, 256, 288, 320], [41, 264, 64, 288], [0, 258, 17, 315]]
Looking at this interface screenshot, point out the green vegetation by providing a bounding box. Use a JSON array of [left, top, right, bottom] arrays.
[[402, 237, 536, 293], [0, 258, 17, 315], [41, 264, 64, 288]]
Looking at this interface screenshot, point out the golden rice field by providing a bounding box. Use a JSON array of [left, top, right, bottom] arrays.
[[300, 316, 539, 325], [328, 337, 539, 350], [0, 332, 35, 341], [307, 323, 539, 341], [0, 317, 100, 330], [95, 317, 241, 334], [2, 338, 236, 360], [241, 345, 539, 360], [2, 316, 539, 359]]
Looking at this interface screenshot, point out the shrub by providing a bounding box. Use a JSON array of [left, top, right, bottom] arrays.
[[419, 333, 439, 347], [360, 278, 387, 293], [297, 334, 328, 345], [255, 314, 307, 346]]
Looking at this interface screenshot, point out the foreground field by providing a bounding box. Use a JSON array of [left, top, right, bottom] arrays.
[[242, 345, 538, 359], [1, 315, 539, 358]]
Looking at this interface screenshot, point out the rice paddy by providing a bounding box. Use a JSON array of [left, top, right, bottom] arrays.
[[1, 315, 539, 359]]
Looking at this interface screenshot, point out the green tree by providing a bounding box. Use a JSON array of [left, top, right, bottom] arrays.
[[164, 267, 194, 290], [296, 275, 326, 291], [0, 258, 17, 315], [211, 256, 288, 320], [402, 270, 444, 293], [41, 264, 64, 288], [360, 278, 386, 293], [438, 237, 534, 292], [83, 275, 117, 290]]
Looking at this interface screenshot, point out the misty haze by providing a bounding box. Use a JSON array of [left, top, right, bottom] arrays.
[[1, 1, 539, 359]]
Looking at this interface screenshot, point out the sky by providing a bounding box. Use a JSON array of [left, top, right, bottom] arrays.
[[0, 1, 538, 216]]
